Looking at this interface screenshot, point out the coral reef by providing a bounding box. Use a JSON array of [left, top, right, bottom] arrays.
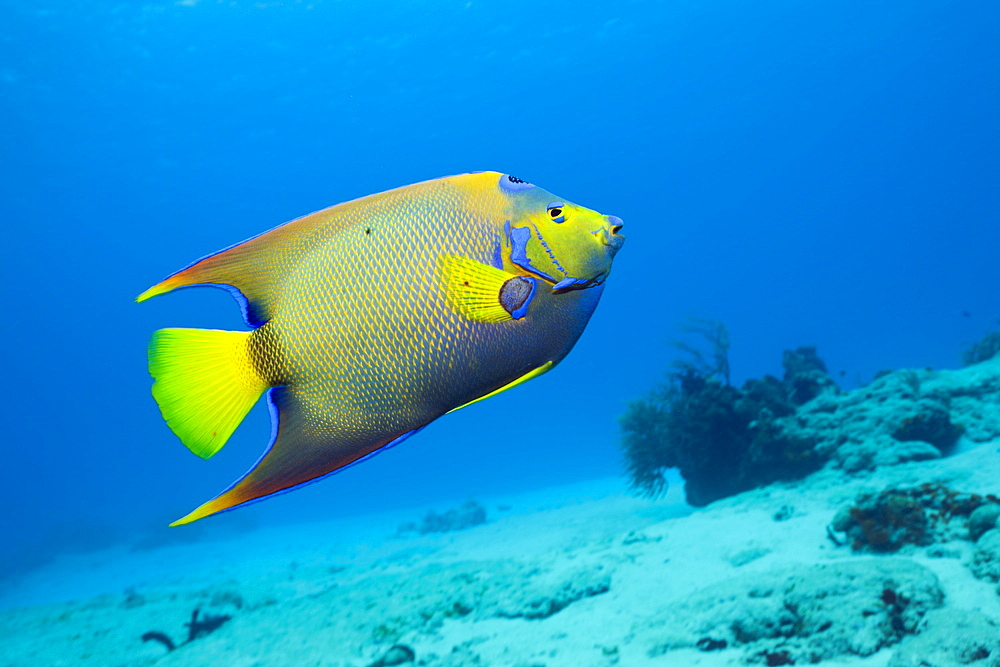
[[620, 324, 826, 506], [668, 317, 732, 384], [781, 346, 839, 405], [646, 559, 944, 663], [831, 483, 1000, 590], [623, 322, 1000, 507], [838, 491, 930, 552], [963, 329, 1000, 366], [397, 500, 487, 535], [830, 484, 1000, 552], [789, 360, 1000, 472], [888, 609, 1000, 667]]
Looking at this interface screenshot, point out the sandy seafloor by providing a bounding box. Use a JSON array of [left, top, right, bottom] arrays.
[[2, 442, 999, 667]]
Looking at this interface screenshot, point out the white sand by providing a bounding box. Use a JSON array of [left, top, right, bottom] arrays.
[[1, 444, 998, 666]]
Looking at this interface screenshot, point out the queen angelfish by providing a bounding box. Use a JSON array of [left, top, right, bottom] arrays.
[[138, 172, 625, 525]]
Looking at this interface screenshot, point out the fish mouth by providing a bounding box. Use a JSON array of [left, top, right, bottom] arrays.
[[598, 215, 626, 253]]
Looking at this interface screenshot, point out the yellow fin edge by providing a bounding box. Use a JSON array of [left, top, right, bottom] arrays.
[[136, 277, 182, 303], [170, 498, 230, 527], [447, 361, 554, 415]]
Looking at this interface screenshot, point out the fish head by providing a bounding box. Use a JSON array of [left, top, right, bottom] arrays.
[[499, 173, 625, 291]]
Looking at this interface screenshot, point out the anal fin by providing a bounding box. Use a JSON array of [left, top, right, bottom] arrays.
[[171, 388, 425, 526]]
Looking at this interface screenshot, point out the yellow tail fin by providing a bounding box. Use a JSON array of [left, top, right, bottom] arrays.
[[148, 328, 267, 459]]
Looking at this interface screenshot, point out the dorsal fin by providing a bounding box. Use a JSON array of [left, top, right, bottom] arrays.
[[136, 207, 339, 326], [136, 176, 465, 325]]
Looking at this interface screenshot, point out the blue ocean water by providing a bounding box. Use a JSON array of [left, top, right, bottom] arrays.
[[2, 0, 998, 575]]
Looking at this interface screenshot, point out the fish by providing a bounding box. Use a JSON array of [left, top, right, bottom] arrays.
[[138, 171, 625, 525]]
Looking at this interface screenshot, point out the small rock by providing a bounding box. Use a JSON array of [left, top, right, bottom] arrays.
[[729, 547, 770, 567], [970, 529, 1000, 582], [493, 564, 612, 620], [695, 637, 727, 651], [398, 500, 488, 535], [772, 505, 794, 522], [209, 589, 244, 610], [368, 644, 415, 667], [623, 531, 661, 546], [925, 545, 962, 559], [890, 400, 963, 453], [831, 505, 853, 533], [969, 503, 1000, 542], [121, 587, 145, 609]]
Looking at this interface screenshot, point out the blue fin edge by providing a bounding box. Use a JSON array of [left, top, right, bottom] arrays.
[[161, 281, 265, 328]]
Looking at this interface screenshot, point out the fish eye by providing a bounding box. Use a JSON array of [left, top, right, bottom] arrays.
[[547, 202, 566, 223]]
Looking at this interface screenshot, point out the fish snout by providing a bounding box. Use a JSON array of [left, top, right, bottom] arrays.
[[605, 215, 625, 253]]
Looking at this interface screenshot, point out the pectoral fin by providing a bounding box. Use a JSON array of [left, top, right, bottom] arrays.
[[436, 254, 536, 322], [137, 204, 356, 326]]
